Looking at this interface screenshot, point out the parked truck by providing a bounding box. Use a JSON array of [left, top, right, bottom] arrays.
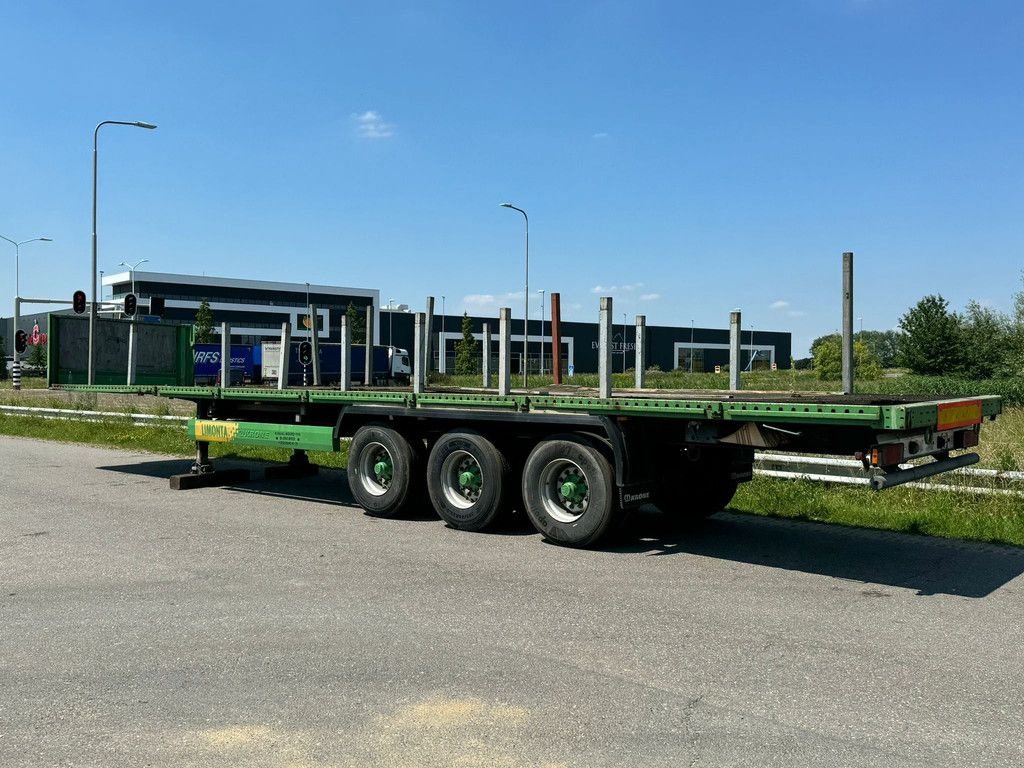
[[193, 344, 255, 385], [260, 342, 411, 386]]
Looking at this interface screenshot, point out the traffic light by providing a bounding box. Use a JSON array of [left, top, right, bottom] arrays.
[[73, 290, 86, 314], [299, 341, 313, 366], [149, 296, 165, 316], [14, 330, 27, 354], [124, 293, 137, 317]]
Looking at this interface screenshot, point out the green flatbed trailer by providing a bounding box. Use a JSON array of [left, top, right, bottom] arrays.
[[57, 383, 1003, 547]]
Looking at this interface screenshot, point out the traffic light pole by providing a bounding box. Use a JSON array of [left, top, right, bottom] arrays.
[[13, 296, 21, 390]]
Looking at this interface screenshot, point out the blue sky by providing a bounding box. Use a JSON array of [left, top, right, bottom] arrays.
[[2, 0, 1022, 355]]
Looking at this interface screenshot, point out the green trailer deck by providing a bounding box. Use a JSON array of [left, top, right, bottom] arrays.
[[55, 382, 1003, 547]]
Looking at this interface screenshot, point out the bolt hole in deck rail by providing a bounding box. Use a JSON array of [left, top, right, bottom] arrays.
[[56, 292, 1002, 548]]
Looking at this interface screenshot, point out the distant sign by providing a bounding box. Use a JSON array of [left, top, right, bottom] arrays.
[[27, 322, 47, 346]]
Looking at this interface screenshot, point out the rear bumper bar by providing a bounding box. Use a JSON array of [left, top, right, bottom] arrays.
[[870, 453, 980, 490]]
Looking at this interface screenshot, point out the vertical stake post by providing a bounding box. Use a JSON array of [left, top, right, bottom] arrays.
[[599, 296, 613, 399], [498, 308, 511, 396], [277, 321, 291, 390], [729, 311, 741, 390], [550, 292, 562, 385], [424, 296, 434, 377], [842, 251, 854, 395], [413, 312, 425, 394], [634, 315, 646, 389], [364, 305, 374, 387], [309, 304, 321, 386], [219, 321, 230, 388], [482, 323, 492, 388], [339, 314, 351, 392]]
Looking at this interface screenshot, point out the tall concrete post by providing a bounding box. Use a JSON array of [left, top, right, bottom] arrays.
[[599, 297, 613, 399], [729, 310, 741, 391], [339, 315, 351, 392], [12, 297, 22, 390], [219, 322, 230, 388], [309, 305, 321, 386], [634, 315, 646, 389], [550, 292, 562, 385], [413, 312, 425, 394], [126, 321, 138, 385], [482, 323, 492, 388], [498, 308, 511, 396], [424, 296, 434, 376], [364, 305, 374, 387], [277, 321, 291, 390], [842, 251, 854, 395]]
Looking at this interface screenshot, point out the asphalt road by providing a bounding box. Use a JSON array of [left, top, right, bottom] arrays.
[[2, 437, 1023, 767]]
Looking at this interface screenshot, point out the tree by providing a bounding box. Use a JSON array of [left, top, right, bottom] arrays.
[[898, 295, 964, 375], [193, 298, 214, 343], [454, 312, 479, 375], [28, 341, 47, 370], [960, 301, 1009, 379], [854, 330, 904, 369], [346, 301, 367, 345], [812, 335, 882, 380]]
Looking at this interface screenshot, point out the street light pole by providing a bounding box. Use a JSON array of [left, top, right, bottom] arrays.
[[538, 289, 545, 376], [89, 120, 157, 384], [440, 295, 446, 373], [388, 297, 394, 347], [500, 203, 528, 387], [1, 235, 52, 390], [119, 258, 149, 297]]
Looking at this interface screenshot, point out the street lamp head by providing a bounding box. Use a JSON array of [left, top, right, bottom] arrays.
[[500, 202, 513, 208], [40, 237, 53, 242], [135, 122, 158, 129]]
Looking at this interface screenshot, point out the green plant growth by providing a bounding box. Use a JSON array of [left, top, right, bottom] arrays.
[[899, 295, 964, 375], [193, 298, 214, 343], [811, 335, 881, 380], [454, 312, 480, 375], [27, 342, 47, 370], [346, 302, 367, 345]]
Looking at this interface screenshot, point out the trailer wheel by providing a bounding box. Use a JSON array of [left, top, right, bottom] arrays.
[[655, 451, 738, 522], [522, 437, 618, 547], [426, 431, 510, 531], [347, 425, 421, 518]]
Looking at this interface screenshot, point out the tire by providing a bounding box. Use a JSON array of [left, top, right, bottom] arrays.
[[426, 431, 511, 531], [522, 437, 619, 547], [347, 425, 421, 518]]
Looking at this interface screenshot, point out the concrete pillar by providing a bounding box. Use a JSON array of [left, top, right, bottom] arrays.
[[364, 304, 374, 387], [424, 296, 434, 374], [126, 321, 138, 385], [309, 305, 321, 386], [599, 297, 613, 399], [277, 321, 291, 391], [551, 292, 562, 385], [729, 311, 741, 391], [498, 308, 511, 396], [634, 315, 646, 389], [482, 323, 491, 388], [219, 322, 230, 388], [842, 251, 854, 395], [413, 312, 425, 394], [339, 314, 351, 392]]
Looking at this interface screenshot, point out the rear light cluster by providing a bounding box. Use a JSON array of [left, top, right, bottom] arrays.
[[871, 444, 905, 468]]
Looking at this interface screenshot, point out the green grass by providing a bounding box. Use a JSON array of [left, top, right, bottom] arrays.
[[0, 414, 348, 469], [732, 476, 1024, 547]]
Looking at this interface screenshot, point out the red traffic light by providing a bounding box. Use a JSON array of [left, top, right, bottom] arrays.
[[73, 290, 86, 314], [15, 330, 27, 353], [124, 293, 138, 317]]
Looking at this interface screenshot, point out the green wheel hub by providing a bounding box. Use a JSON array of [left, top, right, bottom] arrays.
[[559, 475, 588, 504]]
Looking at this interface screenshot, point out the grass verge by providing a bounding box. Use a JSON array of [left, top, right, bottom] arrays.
[[732, 476, 1024, 547]]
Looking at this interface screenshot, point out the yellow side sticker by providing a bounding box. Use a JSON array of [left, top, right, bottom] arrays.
[[195, 420, 239, 442]]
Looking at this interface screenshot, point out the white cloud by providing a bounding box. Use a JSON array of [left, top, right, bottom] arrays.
[[463, 294, 497, 309], [353, 110, 395, 139], [591, 282, 643, 294], [592, 132, 609, 140], [769, 300, 790, 310], [640, 293, 660, 301]]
